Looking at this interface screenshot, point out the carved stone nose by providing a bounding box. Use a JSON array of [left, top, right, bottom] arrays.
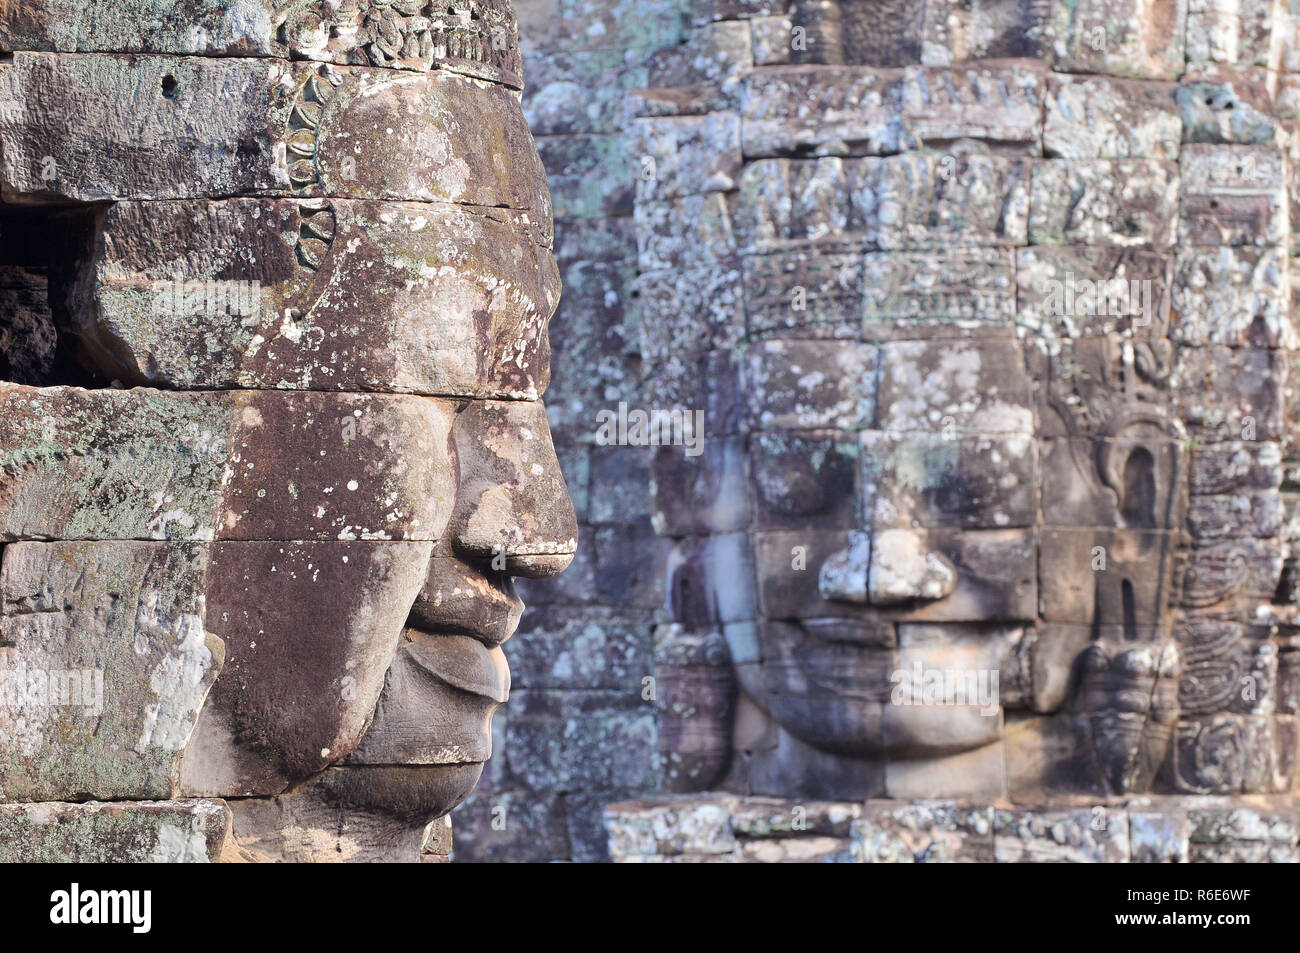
[[818, 531, 869, 604], [819, 529, 958, 606], [869, 529, 958, 605], [449, 399, 578, 578]]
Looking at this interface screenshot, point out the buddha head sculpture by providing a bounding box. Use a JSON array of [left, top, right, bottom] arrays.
[[638, 0, 1299, 803], [0, 0, 576, 862]]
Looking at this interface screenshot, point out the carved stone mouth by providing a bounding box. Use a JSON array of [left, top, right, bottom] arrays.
[[404, 629, 510, 705]]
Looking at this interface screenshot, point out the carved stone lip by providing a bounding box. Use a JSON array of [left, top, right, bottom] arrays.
[[407, 560, 525, 647], [407, 613, 518, 649], [403, 629, 510, 704]]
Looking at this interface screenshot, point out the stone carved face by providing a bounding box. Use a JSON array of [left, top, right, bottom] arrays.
[[642, 0, 1300, 803], [0, 0, 575, 861]]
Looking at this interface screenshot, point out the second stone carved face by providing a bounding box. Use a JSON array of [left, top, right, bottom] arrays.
[[658, 326, 1194, 799], [644, 129, 1257, 800]]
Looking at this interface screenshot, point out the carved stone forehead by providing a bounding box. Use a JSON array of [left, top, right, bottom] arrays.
[[0, 0, 556, 400]]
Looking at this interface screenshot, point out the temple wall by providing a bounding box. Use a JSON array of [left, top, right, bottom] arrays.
[[453, 0, 1300, 861]]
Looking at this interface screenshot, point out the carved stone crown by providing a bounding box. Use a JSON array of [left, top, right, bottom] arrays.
[[275, 0, 524, 88]]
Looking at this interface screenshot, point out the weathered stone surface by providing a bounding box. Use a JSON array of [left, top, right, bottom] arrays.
[[0, 799, 230, 862], [8, 0, 1287, 864], [920, 0, 1053, 64], [0, 386, 456, 542], [526, 49, 650, 135], [0, 541, 220, 801], [740, 66, 905, 157], [735, 156, 869, 254], [875, 338, 1033, 433], [539, 133, 633, 219], [636, 192, 737, 271], [864, 248, 1016, 336], [1177, 64, 1288, 145], [0, 0, 525, 86], [508, 608, 652, 690], [749, 15, 793, 66], [85, 199, 559, 397], [850, 802, 994, 862], [654, 624, 735, 791], [449, 787, 571, 862], [1172, 345, 1287, 442], [0, 0, 583, 861], [1187, 0, 1287, 68], [603, 796, 869, 862], [745, 337, 876, 430], [749, 431, 856, 532], [449, 397, 580, 575], [744, 249, 865, 338], [1189, 441, 1284, 495], [543, 260, 642, 439], [653, 437, 750, 534], [1179, 144, 1289, 246], [636, 264, 745, 398], [1185, 799, 1300, 860], [1005, 713, 1109, 794], [756, 527, 1037, 622], [633, 112, 742, 200], [877, 153, 1030, 249], [275, 0, 525, 84], [1129, 799, 1190, 861], [900, 60, 1046, 152], [1187, 492, 1284, 539], [993, 806, 1130, 862], [884, 740, 1008, 798], [1029, 159, 1179, 246], [593, 518, 673, 607], [605, 795, 739, 859], [557, 0, 689, 51], [1046, 0, 1187, 80], [490, 0, 1300, 863], [0, 53, 550, 215], [1181, 539, 1286, 610], [862, 431, 1038, 530], [647, 19, 753, 88], [731, 796, 861, 836], [667, 532, 758, 625], [0, 52, 294, 201], [181, 542, 431, 795], [1016, 246, 1174, 337], [1044, 74, 1181, 159], [506, 689, 658, 791], [609, 793, 1300, 862]]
